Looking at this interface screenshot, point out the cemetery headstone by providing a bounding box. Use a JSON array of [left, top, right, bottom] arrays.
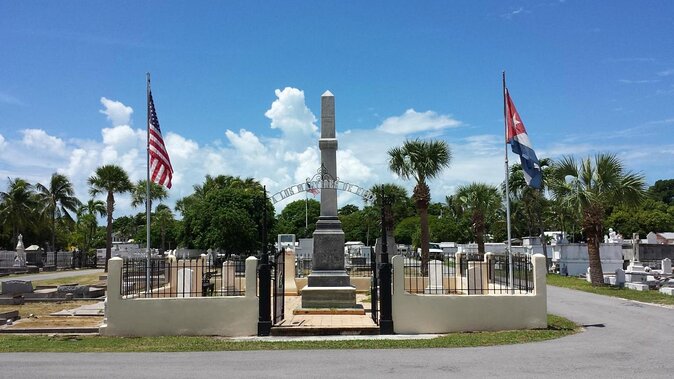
[[662, 258, 672, 275], [0, 280, 33, 295], [424, 260, 445, 294]]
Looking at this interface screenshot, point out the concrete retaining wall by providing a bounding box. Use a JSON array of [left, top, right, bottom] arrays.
[[100, 256, 259, 337], [553, 243, 623, 276], [391, 254, 547, 334]]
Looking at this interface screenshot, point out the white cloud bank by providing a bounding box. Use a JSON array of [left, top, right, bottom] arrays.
[[377, 109, 461, 134], [12, 87, 660, 219]]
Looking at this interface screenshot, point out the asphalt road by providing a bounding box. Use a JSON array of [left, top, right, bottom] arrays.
[[0, 269, 103, 283], [1, 286, 673, 378]]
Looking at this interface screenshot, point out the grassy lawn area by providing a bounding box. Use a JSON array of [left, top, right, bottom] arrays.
[[547, 274, 674, 306], [31, 273, 105, 287], [0, 314, 577, 352]]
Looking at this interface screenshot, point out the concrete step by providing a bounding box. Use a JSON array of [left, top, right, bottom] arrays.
[[270, 325, 380, 336]]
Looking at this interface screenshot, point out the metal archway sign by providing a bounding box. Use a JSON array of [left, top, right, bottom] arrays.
[[270, 179, 374, 205]]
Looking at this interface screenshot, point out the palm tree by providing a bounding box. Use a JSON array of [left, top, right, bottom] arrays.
[[0, 178, 38, 247], [454, 182, 503, 254], [88, 165, 133, 272], [388, 139, 451, 273], [35, 173, 82, 252], [549, 154, 645, 285], [130, 180, 168, 210], [153, 204, 174, 253], [76, 199, 106, 253], [506, 158, 553, 266]]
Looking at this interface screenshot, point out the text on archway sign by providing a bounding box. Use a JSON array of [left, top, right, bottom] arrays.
[[270, 180, 375, 205]]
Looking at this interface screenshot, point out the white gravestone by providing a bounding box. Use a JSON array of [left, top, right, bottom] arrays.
[[177, 268, 193, 297], [609, 268, 625, 287], [466, 262, 487, 294], [222, 261, 236, 293], [424, 260, 444, 294]]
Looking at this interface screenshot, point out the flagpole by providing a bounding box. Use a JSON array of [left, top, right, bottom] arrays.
[[305, 185, 308, 232], [503, 71, 515, 294], [146, 73, 152, 295]]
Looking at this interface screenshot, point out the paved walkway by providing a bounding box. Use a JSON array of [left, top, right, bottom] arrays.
[[2, 286, 674, 377], [277, 294, 377, 329]]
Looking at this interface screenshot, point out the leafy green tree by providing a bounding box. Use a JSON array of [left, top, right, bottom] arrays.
[[88, 165, 133, 272], [0, 178, 38, 247], [648, 179, 674, 204], [276, 199, 320, 238], [178, 175, 274, 254], [454, 182, 503, 254], [388, 139, 451, 273], [338, 204, 359, 216], [550, 154, 645, 285], [395, 216, 419, 246], [35, 173, 82, 252], [606, 198, 674, 237]]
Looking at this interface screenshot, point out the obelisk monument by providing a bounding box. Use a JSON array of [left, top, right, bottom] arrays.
[[301, 90, 357, 308]]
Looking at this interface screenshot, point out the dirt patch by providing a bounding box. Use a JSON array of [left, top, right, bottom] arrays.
[[6, 316, 103, 329], [0, 300, 99, 319]]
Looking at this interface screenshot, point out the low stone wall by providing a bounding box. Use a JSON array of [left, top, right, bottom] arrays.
[[391, 254, 547, 334], [100, 256, 259, 337]]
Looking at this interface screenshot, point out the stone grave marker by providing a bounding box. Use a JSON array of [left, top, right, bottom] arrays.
[[177, 268, 193, 297], [0, 280, 33, 295], [424, 260, 445, 294], [662, 258, 672, 275]]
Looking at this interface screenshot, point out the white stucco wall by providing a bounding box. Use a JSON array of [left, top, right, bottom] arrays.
[[391, 254, 547, 334], [100, 256, 259, 337]]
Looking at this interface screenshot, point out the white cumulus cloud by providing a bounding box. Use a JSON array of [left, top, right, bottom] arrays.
[[99, 97, 133, 126], [377, 109, 462, 135], [21, 129, 67, 153], [264, 87, 318, 136]]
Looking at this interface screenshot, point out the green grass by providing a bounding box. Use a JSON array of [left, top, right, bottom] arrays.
[[0, 314, 577, 352], [547, 274, 674, 306], [31, 273, 104, 287]]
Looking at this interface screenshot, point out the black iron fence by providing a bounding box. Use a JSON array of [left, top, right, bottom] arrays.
[[121, 256, 246, 298], [402, 253, 534, 295]]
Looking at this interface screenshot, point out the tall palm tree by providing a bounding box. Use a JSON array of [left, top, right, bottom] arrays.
[[549, 154, 645, 285], [35, 173, 82, 252], [388, 139, 451, 273], [153, 204, 174, 253], [88, 165, 133, 272], [76, 199, 106, 252], [455, 182, 503, 254], [130, 180, 168, 210], [506, 158, 553, 265], [0, 178, 38, 247]]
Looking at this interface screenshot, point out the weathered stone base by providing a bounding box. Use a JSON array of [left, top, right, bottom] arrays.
[[307, 270, 350, 287], [301, 286, 357, 308]]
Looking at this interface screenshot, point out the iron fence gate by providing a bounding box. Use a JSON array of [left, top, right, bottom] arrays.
[[370, 257, 379, 325], [273, 248, 285, 324]]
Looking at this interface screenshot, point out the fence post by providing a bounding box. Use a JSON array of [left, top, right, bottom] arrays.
[[245, 256, 258, 298], [378, 189, 394, 334], [258, 186, 272, 336]]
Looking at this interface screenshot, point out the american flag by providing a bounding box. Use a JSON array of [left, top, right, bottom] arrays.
[[306, 181, 320, 196], [148, 91, 173, 189]]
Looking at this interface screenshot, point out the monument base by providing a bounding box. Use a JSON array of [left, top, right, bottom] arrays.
[[301, 286, 357, 308]]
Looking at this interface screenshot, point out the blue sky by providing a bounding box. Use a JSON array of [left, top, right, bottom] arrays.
[[1, 1, 674, 216]]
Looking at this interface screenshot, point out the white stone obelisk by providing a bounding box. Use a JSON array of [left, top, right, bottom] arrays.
[[301, 91, 356, 308]]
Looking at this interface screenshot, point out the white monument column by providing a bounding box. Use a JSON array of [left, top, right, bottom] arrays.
[[301, 91, 357, 309]]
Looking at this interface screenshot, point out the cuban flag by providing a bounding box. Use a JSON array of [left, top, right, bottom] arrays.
[[505, 88, 542, 189]]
